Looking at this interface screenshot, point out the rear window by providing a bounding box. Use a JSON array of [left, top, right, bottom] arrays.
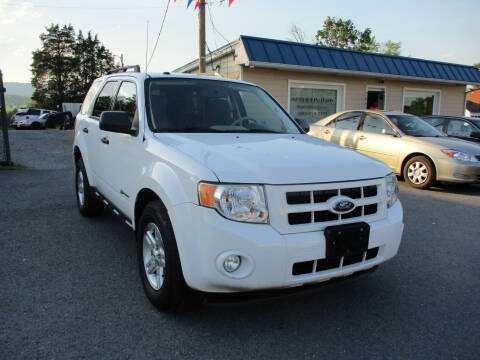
[[26, 109, 41, 115]]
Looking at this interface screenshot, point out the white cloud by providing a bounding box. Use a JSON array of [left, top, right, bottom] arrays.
[[12, 47, 26, 57], [0, 1, 41, 25]]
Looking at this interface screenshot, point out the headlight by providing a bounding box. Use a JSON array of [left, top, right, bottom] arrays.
[[385, 173, 399, 208], [441, 149, 478, 162], [198, 183, 268, 223]]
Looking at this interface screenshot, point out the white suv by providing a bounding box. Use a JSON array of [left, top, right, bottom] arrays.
[[73, 69, 404, 311], [13, 108, 54, 129]]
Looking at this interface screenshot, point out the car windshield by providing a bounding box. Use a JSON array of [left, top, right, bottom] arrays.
[[146, 78, 300, 134], [389, 114, 444, 137]]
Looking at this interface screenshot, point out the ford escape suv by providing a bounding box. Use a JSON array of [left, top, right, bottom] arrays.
[[73, 67, 404, 311]]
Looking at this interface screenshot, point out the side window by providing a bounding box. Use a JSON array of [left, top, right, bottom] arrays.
[[92, 81, 118, 118], [27, 109, 41, 116], [81, 80, 102, 115], [334, 112, 361, 130], [362, 114, 394, 134], [447, 120, 474, 137], [424, 117, 445, 131], [113, 82, 138, 124]]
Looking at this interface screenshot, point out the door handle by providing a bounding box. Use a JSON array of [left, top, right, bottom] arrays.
[[101, 137, 109, 145], [323, 129, 331, 134], [82, 127, 88, 134], [359, 135, 366, 140]]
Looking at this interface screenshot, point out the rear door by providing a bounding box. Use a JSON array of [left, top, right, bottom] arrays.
[[355, 113, 400, 170], [329, 112, 362, 149], [86, 80, 119, 195]]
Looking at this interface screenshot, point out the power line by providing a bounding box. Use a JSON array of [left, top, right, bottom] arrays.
[[1, 2, 166, 10], [207, 2, 234, 54], [146, 0, 171, 72]]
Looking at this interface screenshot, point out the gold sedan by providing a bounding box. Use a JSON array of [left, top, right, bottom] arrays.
[[308, 110, 480, 189]]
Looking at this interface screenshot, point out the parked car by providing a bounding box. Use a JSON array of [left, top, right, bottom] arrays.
[[422, 115, 480, 143], [74, 69, 404, 311], [12, 108, 54, 129], [44, 111, 74, 129], [309, 110, 480, 189]]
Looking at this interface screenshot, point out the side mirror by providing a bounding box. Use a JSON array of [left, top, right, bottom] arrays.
[[99, 111, 132, 134], [471, 131, 480, 139], [295, 118, 310, 133], [382, 128, 398, 137]]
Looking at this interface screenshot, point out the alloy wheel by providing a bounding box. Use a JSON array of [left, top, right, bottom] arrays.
[[407, 161, 428, 185], [77, 170, 85, 206], [143, 222, 166, 290]]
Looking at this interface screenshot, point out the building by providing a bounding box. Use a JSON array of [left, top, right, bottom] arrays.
[[466, 86, 480, 118], [174, 35, 480, 124]]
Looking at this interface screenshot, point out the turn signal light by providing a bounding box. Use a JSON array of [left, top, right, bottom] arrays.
[[198, 183, 218, 208]]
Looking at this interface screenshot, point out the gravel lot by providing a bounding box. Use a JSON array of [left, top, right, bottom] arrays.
[[1, 130, 479, 359]]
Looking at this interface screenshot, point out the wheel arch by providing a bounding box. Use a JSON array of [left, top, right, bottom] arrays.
[[400, 152, 437, 179], [134, 188, 164, 230]]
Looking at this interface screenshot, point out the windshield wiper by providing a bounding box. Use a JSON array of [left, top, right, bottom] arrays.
[[155, 127, 225, 133]]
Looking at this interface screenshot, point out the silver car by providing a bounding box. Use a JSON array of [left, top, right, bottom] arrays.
[[309, 110, 480, 189]]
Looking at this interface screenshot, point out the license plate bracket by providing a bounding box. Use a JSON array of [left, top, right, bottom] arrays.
[[325, 222, 370, 259]]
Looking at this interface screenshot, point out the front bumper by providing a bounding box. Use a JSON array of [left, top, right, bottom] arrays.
[[169, 200, 404, 293], [436, 157, 480, 183]]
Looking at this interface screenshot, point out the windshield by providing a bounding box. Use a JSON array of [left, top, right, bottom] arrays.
[[146, 78, 300, 134], [389, 114, 444, 137]]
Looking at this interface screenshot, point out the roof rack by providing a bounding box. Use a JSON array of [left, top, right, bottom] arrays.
[[107, 65, 141, 74]]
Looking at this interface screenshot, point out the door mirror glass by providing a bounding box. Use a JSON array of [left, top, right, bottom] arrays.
[[295, 118, 310, 133], [99, 111, 132, 134]]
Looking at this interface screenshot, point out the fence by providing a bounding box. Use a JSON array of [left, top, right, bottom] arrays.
[[0, 69, 13, 166]]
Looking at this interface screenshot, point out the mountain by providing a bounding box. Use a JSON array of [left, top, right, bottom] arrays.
[[4, 82, 34, 97]]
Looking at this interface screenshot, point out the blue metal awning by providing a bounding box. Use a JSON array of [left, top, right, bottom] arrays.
[[240, 35, 480, 84]]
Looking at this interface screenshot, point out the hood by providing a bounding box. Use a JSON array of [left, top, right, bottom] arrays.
[[410, 136, 480, 155], [153, 133, 391, 184]]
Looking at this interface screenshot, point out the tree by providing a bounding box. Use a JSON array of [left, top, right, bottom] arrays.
[[31, 24, 114, 109], [382, 40, 402, 56], [315, 17, 379, 51], [31, 24, 77, 110], [474, 63, 480, 70], [74, 31, 114, 101], [289, 24, 306, 43]]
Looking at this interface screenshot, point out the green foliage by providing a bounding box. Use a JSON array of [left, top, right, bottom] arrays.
[[382, 40, 402, 56], [31, 24, 114, 110], [315, 17, 401, 55], [474, 63, 480, 70], [315, 17, 379, 51]]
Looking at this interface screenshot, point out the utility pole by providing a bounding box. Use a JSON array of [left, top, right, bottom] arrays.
[[0, 70, 12, 166], [198, 2, 206, 74]]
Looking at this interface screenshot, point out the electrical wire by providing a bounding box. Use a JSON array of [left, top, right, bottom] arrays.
[[207, 2, 235, 54], [146, 0, 171, 72]]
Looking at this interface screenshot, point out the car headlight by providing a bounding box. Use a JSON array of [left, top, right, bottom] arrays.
[[385, 173, 399, 208], [441, 149, 478, 162], [198, 183, 268, 223]]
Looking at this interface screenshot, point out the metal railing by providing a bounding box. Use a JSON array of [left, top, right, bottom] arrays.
[[0, 69, 13, 166]]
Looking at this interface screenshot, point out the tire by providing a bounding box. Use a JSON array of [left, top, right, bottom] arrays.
[[137, 201, 187, 312], [31, 122, 41, 130], [75, 159, 104, 217], [403, 155, 435, 189]]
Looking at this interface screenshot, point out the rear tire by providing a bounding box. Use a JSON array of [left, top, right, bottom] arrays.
[[137, 201, 187, 312], [403, 156, 435, 189], [31, 122, 41, 130], [75, 159, 104, 217]]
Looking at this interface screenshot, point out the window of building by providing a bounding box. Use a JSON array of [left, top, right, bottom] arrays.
[[289, 81, 345, 124], [366, 86, 385, 110], [403, 89, 440, 116]]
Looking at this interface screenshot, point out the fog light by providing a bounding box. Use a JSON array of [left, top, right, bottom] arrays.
[[223, 255, 241, 273]]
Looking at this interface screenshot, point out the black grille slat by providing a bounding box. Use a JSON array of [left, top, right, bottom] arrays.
[[313, 190, 337, 203], [292, 261, 314, 275], [341, 207, 362, 219], [364, 204, 378, 215], [316, 258, 340, 271], [363, 185, 377, 197], [286, 191, 310, 205], [314, 211, 338, 222], [341, 187, 361, 199], [288, 212, 311, 225], [366, 247, 379, 260]]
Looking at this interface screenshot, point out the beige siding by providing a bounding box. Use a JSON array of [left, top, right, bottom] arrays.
[[242, 67, 466, 116], [184, 53, 241, 80]]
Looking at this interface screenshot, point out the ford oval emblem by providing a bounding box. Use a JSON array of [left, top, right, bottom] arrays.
[[332, 199, 355, 214]]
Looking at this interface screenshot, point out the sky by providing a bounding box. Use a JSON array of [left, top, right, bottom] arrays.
[[1, 0, 479, 83]]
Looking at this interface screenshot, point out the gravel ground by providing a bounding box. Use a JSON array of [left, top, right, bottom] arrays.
[[1, 130, 479, 359]]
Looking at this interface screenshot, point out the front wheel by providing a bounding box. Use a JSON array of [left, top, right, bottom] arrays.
[[403, 156, 435, 189], [75, 159, 104, 217], [137, 201, 187, 312]]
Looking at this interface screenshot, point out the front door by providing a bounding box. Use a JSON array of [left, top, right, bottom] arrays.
[[330, 112, 362, 149], [355, 113, 400, 170]]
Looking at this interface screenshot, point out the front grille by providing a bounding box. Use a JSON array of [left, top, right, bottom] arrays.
[[286, 184, 381, 225], [292, 247, 380, 276]]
